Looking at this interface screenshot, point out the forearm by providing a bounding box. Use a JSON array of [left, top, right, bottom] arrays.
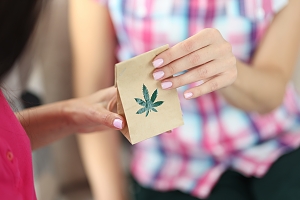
[[77, 132, 127, 200], [222, 0, 300, 114], [16, 101, 72, 150], [220, 60, 287, 114], [69, 1, 127, 199], [70, 0, 116, 95]]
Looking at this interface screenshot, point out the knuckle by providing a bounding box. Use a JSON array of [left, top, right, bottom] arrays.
[[102, 113, 113, 126], [188, 53, 201, 66], [89, 108, 98, 117], [206, 28, 224, 45], [167, 63, 177, 75], [217, 43, 233, 58], [208, 28, 220, 38], [219, 42, 232, 54], [223, 41, 232, 53], [210, 81, 219, 92], [202, 28, 222, 45], [164, 50, 173, 62], [212, 28, 220, 35], [181, 40, 194, 52], [223, 56, 236, 69], [197, 67, 208, 78]]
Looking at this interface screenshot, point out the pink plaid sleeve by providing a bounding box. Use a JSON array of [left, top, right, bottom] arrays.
[[255, 0, 288, 19]]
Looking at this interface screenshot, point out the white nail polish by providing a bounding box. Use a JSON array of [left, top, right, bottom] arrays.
[[184, 92, 193, 99]]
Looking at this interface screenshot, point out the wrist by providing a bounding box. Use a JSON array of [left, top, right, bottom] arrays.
[[60, 100, 78, 134]]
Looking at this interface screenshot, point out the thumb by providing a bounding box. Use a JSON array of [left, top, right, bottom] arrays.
[[96, 108, 125, 130]]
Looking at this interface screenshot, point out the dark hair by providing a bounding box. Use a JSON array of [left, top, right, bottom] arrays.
[[0, 0, 42, 81]]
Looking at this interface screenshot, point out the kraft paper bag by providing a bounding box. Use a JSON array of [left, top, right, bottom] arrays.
[[115, 45, 184, 144]]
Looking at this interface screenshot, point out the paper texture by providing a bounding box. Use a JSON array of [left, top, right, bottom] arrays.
[[115, 45, 184, 144]]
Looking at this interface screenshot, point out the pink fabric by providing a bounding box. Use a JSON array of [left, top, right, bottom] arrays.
[[0, 90, 36, 199]]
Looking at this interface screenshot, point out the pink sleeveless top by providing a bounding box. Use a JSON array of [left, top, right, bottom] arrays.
[[0, 90, 36, 199]]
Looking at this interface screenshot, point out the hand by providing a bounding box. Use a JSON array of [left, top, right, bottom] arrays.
[[152, 28, 237, 99], [63, 87, 125, 133]]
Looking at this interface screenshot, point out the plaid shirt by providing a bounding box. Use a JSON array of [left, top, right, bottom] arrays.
[[100, 0, 300, 198]]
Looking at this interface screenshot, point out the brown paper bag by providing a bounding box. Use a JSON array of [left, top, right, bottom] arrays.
[[115, 45, 184, 144]]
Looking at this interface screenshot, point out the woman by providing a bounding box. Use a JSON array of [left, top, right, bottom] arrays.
[[70, 0, 300, 199], [0, 1, 124, 199]]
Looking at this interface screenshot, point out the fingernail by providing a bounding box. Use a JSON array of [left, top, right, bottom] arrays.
[[113, 119, 123, 129], [152, 59, 164, 68], [184, 92, 193, 99], [195, 80, 204, 86], [153, 71, 164, 80], [161, 82, 172, 89]]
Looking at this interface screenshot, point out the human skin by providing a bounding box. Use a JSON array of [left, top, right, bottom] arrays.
[[69, 0, 127, 199], [69, 0, 300, 199], [153, 0, 300, 114], [16, 87, 124, 150]]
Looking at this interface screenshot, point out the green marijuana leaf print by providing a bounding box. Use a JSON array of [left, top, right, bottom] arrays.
[[134, 84, 164, 117]]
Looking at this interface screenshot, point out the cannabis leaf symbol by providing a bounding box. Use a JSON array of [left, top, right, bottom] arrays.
[[134, 84, 164, 117]]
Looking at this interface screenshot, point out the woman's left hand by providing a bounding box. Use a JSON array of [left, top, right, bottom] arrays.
[[63, 87, 124, 133], [152, 28, 237, 99]]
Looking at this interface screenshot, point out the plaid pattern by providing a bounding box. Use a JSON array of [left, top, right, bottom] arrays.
[[99, 0, 300, 198]]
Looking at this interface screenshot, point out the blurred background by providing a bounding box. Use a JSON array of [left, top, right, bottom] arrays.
[[4, 0, 130, 199], [4, 0, 300, 199]]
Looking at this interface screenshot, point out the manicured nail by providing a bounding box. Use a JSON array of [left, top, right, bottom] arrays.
[[184, 92, 193, 99], [153, 71, 164, 80], [161, 82, 172, 89], [195, 80, 204, 86], [152, 59, 164, 68], [113, 119, 123, 129]]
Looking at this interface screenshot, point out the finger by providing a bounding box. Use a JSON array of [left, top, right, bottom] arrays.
[[107, 94, 117, 112], [90, 87, 117, 103], [183, 71, 237, 99], [93, 106, 125, 130], [152, 28, 219, 68], [79, 124, 110, 133], [152, 45, 219, 80], [158, 58, 234, 89]]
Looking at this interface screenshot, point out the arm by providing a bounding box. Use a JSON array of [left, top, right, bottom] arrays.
[[17, 87, 124, 150], [152, 0, 300, 114], [221, 0, 300, 113], [69, 0, 127, 199]]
